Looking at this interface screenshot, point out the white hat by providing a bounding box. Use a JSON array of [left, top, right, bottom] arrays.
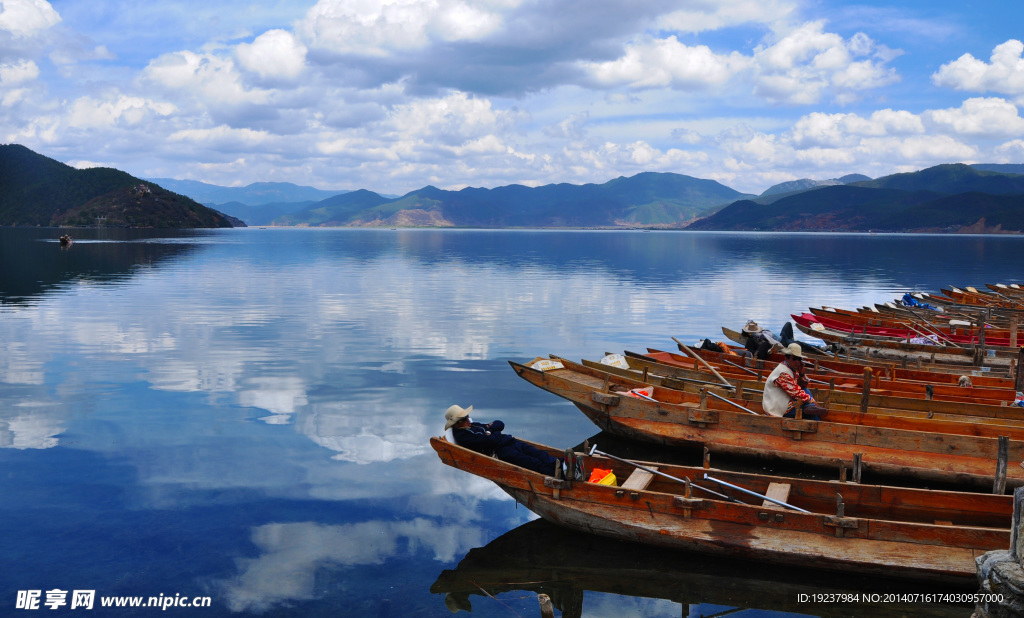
[[782, 343, 804, 358], [742, 320, 760, 334], [444, 404, 473, 430]]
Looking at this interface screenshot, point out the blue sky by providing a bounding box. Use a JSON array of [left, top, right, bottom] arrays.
[[2, 0, 1023, 194]]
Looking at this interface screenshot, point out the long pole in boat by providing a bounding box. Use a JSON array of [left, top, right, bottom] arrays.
[[702, 474, 811, 513], [587, 445, 737, 502], [672, 337, 735, 390]]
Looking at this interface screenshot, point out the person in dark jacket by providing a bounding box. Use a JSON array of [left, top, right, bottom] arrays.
[[443, 404, 564, 476]]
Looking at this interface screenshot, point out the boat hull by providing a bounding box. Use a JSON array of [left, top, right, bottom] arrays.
[[432, 437, 1008, 584]]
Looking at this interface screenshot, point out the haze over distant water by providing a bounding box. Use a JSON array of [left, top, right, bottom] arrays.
[[2, 227, 1022, 615]]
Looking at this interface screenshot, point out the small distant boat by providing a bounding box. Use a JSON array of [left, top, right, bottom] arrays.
[[59, 234, 72, 247]]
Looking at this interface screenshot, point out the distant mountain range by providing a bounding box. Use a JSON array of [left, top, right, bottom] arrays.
[[688, 164, 1024, 233], [146, 178, 352, 225], [3, 143, 1023, 232], [147, 178, 349, 206], [271, 172, 753, 228], [0, 145, 235, 228]]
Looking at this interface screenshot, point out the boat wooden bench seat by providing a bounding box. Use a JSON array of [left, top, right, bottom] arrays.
[[761, 482, 791, 509], [620, 467, 658, 491]]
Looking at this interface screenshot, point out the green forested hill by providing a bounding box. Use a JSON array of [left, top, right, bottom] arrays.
[[852, 163, 1024, 194], [688, 164, 1024, 233], [0, 144, 235, 228]]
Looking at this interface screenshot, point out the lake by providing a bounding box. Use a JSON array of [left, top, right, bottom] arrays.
[[2, 227, 1022, 617]]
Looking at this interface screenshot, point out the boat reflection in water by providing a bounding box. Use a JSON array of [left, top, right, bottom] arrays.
[[432, 519, 971, 618]]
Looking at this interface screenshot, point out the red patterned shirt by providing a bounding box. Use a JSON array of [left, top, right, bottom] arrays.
[[773, 371, 813, 405]]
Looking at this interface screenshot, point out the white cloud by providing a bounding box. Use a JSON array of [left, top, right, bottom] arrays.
[[0, 59, 39, 85], [932, 40, 1024, 98], [0, 0, 60, 38], [582, 36, 749, 90], [143, 50, 269, 106], [298, 0, 515, 57], [753, 21, 900, 104], [67, 94, 176, 129], [236, 29, 307, 81], [924, 97, 1024, 138], [860, 135, 976, 161], [657, 0, 797, 33], [580, 21, 898, 105], [168, 125, 271, 147], [995, 139, 1024, 159], [788, 109, 923, 148]]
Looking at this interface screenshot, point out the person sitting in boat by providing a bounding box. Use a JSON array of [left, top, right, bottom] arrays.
[[444, 404, 574, 477], [742, 320, 781, 359], [762, 344, 828, 420]]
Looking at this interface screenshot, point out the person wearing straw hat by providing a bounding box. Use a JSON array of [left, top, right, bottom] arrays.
[[741, 320, 781, 360], [444, 404, 571, 476], [762, 344, 828, 420]]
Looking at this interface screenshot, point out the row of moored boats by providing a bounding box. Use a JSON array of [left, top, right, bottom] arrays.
[[432, 284, 1024, 584]]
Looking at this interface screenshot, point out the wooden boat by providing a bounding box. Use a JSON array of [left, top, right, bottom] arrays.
[[431, 436, 1011, 583], [722, 325, 1017, 384], [666, 345, 1017, 404], [432, 518, 974, 617], [792, 316, 1019, 368], [721, 325, 1013, 378], [799, 311, 1019, 347], [943, 287, 1024, 309], [509, 358, 1024, 488], [988, 283, 1024, 297], [599, 352, 1024, 426], [677, 352, 1019, 409], [809, 306, 1019, 344]]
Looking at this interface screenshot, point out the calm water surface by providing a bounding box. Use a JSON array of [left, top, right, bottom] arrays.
[[2, 227, 1023, 617]]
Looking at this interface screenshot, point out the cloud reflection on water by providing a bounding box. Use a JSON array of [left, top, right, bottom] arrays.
[[219, 519, 487, 613]]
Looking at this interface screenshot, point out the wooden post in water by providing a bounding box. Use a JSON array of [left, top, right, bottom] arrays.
[[860, 368, 872, 414], [538, 594, 555, 618], [995, 436, 1010, 495], [979, 327, 987, 366], [1017, 347, 1024, 392]]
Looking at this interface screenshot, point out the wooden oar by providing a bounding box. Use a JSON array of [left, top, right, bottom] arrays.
[[673, 337, 734, 389], [705, 390, 765, 416], [588, 445, 740, 503], [702, 474, 810, 513], [717, 356, 831, 387], [899, 304, 964, 349]]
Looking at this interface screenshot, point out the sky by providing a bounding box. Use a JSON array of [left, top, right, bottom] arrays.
[[1, 0, 1023, 195]]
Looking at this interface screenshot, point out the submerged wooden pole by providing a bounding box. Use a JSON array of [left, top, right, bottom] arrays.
[[1017, 347, 1024, 392], [995, 436, 1009, 495], [860, 368, 872, 414], [538, 594, 554, 618]]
